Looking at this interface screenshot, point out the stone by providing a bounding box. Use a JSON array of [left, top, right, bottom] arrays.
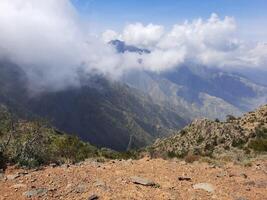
[[49, 163, 57, 168], [0, 172, 4, 180], [94, 180, 106, 187], [88, 194, 99, 200], [18, 171, 28, 176], [216, 171, 227, 178], [178, 176, 192, 181], [240, 173, 248, 179], [75, 183, 87, 193], [11, 184, 26, 189], [180, 161, 187, 165], [130, 176, 156, 186], [7, 173, 20, 180], [193, 183, 215, 193], [23, 188, 48, 198], [235, 197, 248, 200], [229, 173, 236, 177]]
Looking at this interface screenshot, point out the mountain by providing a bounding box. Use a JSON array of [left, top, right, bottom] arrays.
[[110, 40, 267, 120], [148, 104, 267, 158], [122, 66, 267, 120], [0, 60, 187, 151], [109, 40, 150, 54]]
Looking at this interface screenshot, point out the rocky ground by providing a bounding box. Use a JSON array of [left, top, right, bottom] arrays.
[[0, 157, 266, 200]]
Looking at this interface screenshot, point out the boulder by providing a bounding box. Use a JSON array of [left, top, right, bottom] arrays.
[[130, 176, 156, 186], [193, 183, 215, 193]]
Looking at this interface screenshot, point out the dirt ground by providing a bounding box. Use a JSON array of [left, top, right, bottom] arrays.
[[0, 158, 266, 200]]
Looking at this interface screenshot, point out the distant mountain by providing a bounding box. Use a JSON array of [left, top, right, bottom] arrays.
[[109, 40, 267, 120], [109, 40, 150, 54], [120, 63, 267, 120], [0, 60, 187, 151]]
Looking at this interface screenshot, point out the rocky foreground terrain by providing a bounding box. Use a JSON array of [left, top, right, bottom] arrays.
[[1, 106, 266, 200], [0, 157, 267, 200]]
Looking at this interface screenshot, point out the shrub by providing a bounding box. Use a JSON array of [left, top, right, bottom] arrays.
[[248, 139, 267, 152], [167, 151, 178, 158], [0, 152, 7, 169], [255, 127, 267, 139], [179, 129, 187, 136], [215, 118, 220, 123], [50, 135, 99, 164], [226, 115, 236, 122]]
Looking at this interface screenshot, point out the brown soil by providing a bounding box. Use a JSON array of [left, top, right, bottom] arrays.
[[0, 158, 266, 200]]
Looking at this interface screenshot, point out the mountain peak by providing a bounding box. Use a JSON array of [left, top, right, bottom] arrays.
[[109, 40, 150, 54]]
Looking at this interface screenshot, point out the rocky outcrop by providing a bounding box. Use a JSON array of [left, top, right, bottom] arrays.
[[149, 105, 267, 158]]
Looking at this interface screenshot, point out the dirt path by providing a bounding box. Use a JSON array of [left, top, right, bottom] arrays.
[[0, 158, 266, 200]]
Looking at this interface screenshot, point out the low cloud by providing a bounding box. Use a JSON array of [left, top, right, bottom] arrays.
[[0, 0, 266, 92], [105, 13, 267, 71]]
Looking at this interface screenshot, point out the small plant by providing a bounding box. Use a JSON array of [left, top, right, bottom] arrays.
[[179, 129, 187, 136], [215, 118, 220, 123], [248, 139, 267, 152], [226, 115, 236, 122], [167, 151, 178, 158]]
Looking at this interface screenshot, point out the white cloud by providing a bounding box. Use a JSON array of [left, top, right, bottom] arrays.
[[0, 0, 135, 91], [0, 0, 266, 92], [121, 23, 164, 48], [106, 13, 266, 70], [102, 29, 119, 43]]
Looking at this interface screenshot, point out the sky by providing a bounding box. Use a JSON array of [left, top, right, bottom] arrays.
[[72, 0, 267, 41], [0, 0, 266, 92]]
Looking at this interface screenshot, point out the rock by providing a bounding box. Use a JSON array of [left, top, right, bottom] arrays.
[[0, 172, 4, 180], [193, 183, 215, 193], [130, 176, 156, 186], [229, 173, 236, 177], [18, 171, 28, 176], [75, 183, 87, 193], [62, 164, 70, 169], [23, 188, 48, 198], [94, 180, 106, 187], [49, 163, 57, 168], [216, 171, 227, 178], [235, 197, 248, 200], [7, 173, 20, 180], [209, 165, 216, 169], [178, 176, 192, 181], [88, 194, 99, 200], [11, 184, 26, 189], [240, 173, 248, 179], [180, 161, 186, 165]]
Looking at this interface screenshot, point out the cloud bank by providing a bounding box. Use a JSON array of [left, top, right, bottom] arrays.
[[0, 0, 266, 92], [104, 13, 267, 71]]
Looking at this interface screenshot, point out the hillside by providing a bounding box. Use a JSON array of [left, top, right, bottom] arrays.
[[148, 105, 267, 159], [0, 103, 267, 200], [122, 66, 267, 120], [0, 60, 187, 151], [114, 40, 267, 120]]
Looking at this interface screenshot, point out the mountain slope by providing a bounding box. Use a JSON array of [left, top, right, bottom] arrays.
[[0, 60, 187, 151], [121, 66, 267, 120], [148, 104, 267, 158], [111, 40, 267, 120]]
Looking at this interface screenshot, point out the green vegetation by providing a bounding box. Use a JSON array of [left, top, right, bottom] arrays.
[[248, 126, 267, 152], [226, 115, 236, 122], [0, 106, 138, 169]]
